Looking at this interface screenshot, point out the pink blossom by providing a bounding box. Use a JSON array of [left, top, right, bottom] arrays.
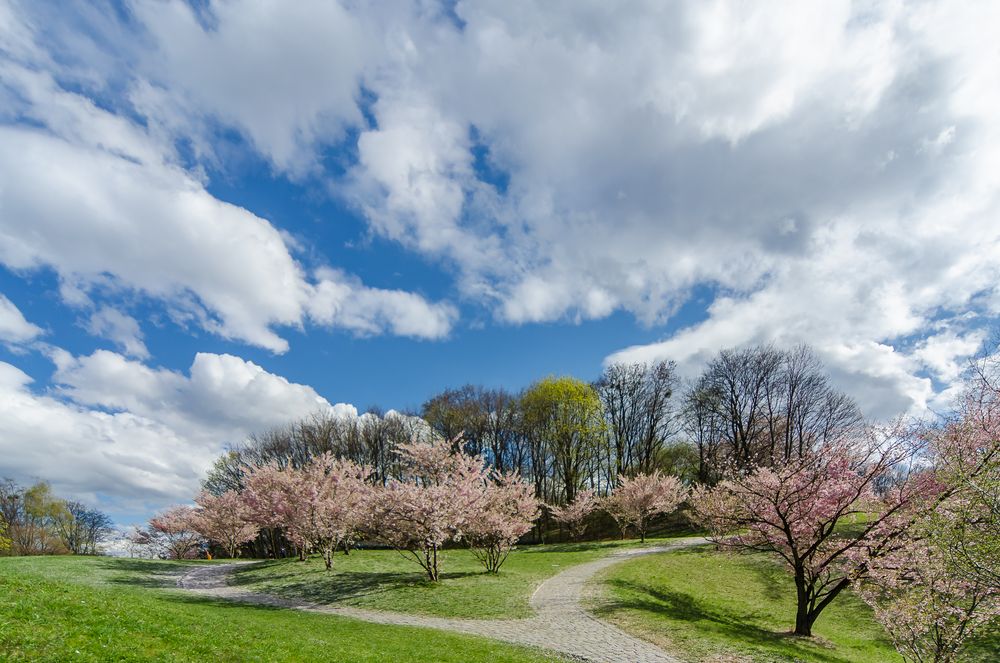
[[604, 471, 687, 542], [550, 489, 598, 541]]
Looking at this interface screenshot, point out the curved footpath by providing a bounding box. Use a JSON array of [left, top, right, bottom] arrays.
[[177, 537, 708, 663]]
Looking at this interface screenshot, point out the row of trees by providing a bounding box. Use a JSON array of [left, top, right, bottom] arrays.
[[205, 346, 857, 512], [139, 439, 691, 581], [0, 480, 114, 556]]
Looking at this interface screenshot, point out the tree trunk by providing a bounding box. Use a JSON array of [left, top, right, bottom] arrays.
[[794, 569, 813, 636]]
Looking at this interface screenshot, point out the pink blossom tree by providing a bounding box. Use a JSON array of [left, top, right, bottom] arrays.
[[243, 455, 371, 570], [859, 528, 998, 663], [550, 489, 598, 541], [604, 471, 687, 542], [369, 437, 487, 581], [192, 490, 259, 558], [927, 374, 1000, 591], [691, 428, 933, 636], [466, 471, 540, 573], [243, 462, 308, 559], [148, 505, 203, 559]]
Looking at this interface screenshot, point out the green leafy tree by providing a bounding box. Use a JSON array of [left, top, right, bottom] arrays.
[[0, 514, 10, 552], [521, 377, 605, 503]]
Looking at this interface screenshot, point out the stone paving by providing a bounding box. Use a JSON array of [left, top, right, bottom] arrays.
[[177, 537, 708, 663]]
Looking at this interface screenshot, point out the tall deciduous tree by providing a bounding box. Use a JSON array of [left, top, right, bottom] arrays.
[[686, 345, 862, 477], [597, 361, 678, 484], [521, 377, 605, 503], [604, 471, 687, 542], [692, 428, 931, 636]]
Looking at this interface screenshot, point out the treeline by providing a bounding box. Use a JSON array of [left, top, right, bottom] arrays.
[[0, 480, 115, 556], [206, 344, 860, 506]]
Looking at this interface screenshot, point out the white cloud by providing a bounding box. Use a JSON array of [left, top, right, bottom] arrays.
[[0, 62, 455, 349], [130, 0, 371, 176], [0, 348, 365, 517], [85, 306, 149, 359], [0, 293, 41, 343], [5, 0, 1000, 420]]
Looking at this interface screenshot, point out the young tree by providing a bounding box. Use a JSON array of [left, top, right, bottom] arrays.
[[465, 472, 540, 573], [550, 489, 598, 540], [149, 505, 203, 559], [604, 471, 687, 542], [192, 490, 259, 558], [370, 437, 487, 581], [691, 428, 931, 636]]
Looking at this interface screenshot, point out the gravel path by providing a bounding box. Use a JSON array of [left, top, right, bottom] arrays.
[[176, 537, 707, 663]]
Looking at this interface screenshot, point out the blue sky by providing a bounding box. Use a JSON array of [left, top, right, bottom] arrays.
[[1, 0, 999, 525]]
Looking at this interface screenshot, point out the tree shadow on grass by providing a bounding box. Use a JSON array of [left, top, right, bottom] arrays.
[[522, 541, 621, 554], [226, 563, 481, 605], [594, 578, 853, 663], [97, 558, 210, 589]]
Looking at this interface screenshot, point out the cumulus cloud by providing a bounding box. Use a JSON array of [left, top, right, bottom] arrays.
[[0, 293, 41, 343], [0, 348, 363, 518]]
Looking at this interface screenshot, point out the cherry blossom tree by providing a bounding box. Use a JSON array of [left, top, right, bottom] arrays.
[[192, 490, 259, 558], [243, 462, 308, 558], [858, 522, 999, 663], [604, 471, 687, 542], [148, 505, 203, 559], [691, 427, 933, 636], [243, 454, 371, 569], [550, 489, 598, 540], [369, 437, 487, 581], [928, 368, 1000, 591], [466, 471, 540, 573], [124, 525, 157, 558]]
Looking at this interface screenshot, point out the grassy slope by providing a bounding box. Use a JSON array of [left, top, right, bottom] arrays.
[[0, 555, 561, 662], [229, 537, 686, 619], [590, 546, 999, 663], [589, 546, 897, 662]]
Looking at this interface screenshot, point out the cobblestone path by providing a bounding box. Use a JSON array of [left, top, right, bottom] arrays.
[[177, 537, 708, 663]]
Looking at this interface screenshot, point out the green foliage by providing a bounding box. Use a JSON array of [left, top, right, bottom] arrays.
[[590, 547, 903, 663], [521, 376, 605, 502], [0, 556, 560, 662], [0, 514, 10, 551]]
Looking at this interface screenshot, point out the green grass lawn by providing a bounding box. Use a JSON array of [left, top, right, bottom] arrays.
[[0, 555, 562, 662], [229, 537, 689, 619], [589, 546, 999, 663]]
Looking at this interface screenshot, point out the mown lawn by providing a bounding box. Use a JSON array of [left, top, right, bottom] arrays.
[[0, 555, 562, 662], [229, 536, 691, 619], [589, 546, 999, 663]]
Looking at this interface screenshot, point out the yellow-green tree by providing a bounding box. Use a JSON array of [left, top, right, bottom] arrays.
[[521, 376, 605, 503], [0, 514, 10, 552]]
